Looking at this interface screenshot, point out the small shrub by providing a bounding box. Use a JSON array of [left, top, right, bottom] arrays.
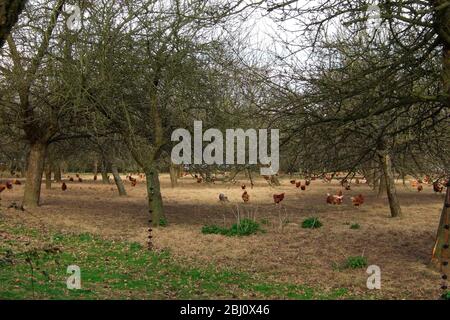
[[159, 218, 168, 227], [228, 219, 261, 236], [350, 223, 360, 230], [302, 217, 322, 229], [344, 256, 368, 269], [202, 219, 261, 236]]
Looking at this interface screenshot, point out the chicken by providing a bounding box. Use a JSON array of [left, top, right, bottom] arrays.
[[61, 182, 67, 191], [93, 175, 98, 181], [305, 180, 311, 186], [345, 185, 351, 191], [273, 193, 285, 204], [241, 184, 246, 190], [78, 177, 83, 183], [351, 194, 364, 207], [417, 185, 423, 192], [295, 181, 301, 188], [0, 184, 6, 193], [242, 191, 250, 203], [69, 177, 74, 182], [196, 177, 202, 183], [6, 181, 13, 189], [433, 181, 444, 193], [301, 185, 306, 191], [76, 174, 80, 178], [13, 179, 21, 185], [326, 193, 344, 205], [219, 193, 229, 202], [411, 180, 418, 188], [290, 180, 296, 185], [131, 180, 137, 187]]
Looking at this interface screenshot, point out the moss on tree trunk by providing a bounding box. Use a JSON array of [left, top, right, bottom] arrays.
[[22, 142, 47, 208]]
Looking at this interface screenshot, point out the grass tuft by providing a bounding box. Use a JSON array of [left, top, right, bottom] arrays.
[[202, 219, 261, 237], [301, 217, 322, 229]]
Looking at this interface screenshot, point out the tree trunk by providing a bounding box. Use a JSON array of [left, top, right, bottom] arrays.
[[53, 162, 62, 182], [379, 152, 402, 218], [270, 175, 281, 186], [430, 1, 450, 272], [377, 170, 386, 198], [247, 168, 254, 188], [45, 165, 52, 190], [111, 163, 127, 196], [93, 159, 98, 176], [169, 163, 178, 188], [22, 142, 47, 208], [372, 164, 379, 191], [101, 159, 109, 184], [144, 166, 165, 227], [430, 180, 450, 268]]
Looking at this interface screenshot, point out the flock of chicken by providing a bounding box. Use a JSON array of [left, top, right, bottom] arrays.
[[218, 179, 365, 207], [1, 173, 446, 208], [411, 177, 446, 194]]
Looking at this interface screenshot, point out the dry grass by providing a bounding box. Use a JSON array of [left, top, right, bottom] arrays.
[[0, 173, 445, 299]]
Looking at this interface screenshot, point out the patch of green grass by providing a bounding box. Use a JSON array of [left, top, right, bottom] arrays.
[[202, 225, 226, 235], [229, 219, 261, 236], [159, 218, 168, 227], [78, 233, 94, 242], [129, 242, 143, 251], [442, 291, 450, 300], [350, 223, 360, 230], [0, 219, 349, 300], [344, 256, 368, 269], [202, 219, 262, 237], [301, 217, 322, 229]]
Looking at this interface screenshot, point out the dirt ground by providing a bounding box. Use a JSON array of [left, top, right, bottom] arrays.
[[0, 173, 446, 299]]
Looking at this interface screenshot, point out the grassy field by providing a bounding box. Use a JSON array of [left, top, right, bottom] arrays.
[[0, 216, 350, 300], [0, 173, 448, 299]]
